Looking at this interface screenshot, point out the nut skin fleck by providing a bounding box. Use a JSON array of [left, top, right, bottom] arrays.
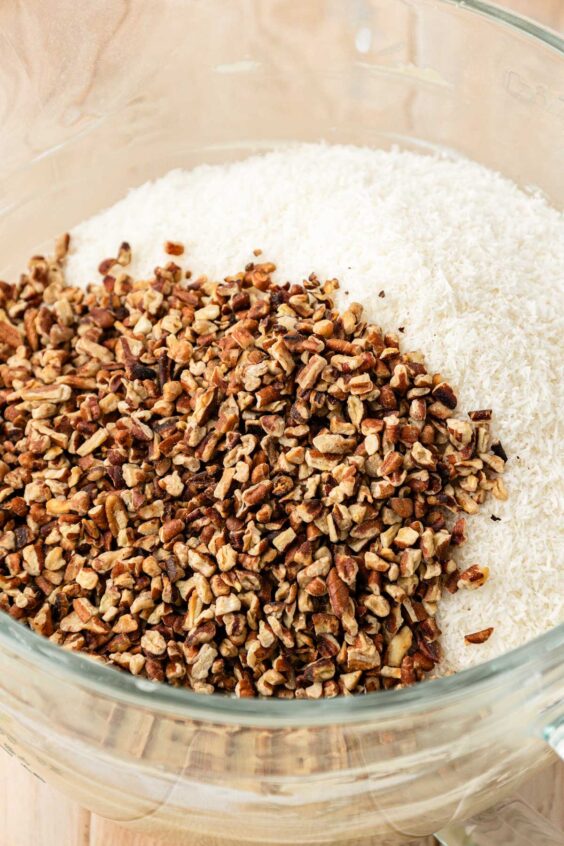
[[164, 240, 185, 256]]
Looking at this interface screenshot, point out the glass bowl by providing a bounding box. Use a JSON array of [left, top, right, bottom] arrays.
[[0, 1, 562, 844]]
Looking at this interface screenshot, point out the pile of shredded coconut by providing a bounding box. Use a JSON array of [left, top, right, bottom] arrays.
[[65, 144, 564, 674]]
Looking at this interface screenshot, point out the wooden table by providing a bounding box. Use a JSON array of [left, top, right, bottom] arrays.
[[1, 0, 563, 844]]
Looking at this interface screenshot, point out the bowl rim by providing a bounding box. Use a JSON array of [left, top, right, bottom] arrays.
[[1, 0, 563, 727], [456, 0, 564, 48], [1, 612, 563, 725]]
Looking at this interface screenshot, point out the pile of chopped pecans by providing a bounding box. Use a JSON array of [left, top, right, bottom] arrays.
[[0, 238, 507, 698]]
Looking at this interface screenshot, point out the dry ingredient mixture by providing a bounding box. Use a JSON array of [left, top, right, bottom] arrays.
[[65, 146, 564, 673], [0, 237, 505, 697]]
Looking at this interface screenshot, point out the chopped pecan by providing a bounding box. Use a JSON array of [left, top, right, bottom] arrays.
[[458, 564, 489, 590], [0, 239, 506, 698], [464, 627, 494, 645]]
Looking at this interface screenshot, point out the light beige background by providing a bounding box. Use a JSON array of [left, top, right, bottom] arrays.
[[0, 0, 563, 844]]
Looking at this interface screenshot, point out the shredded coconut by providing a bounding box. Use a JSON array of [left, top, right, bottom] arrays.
[[65, 144, 564, 673]]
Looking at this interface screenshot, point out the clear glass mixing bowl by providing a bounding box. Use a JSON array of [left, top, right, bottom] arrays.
[[0, 2, 562, 844]]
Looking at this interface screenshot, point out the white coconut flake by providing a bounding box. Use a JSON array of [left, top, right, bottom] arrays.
[[66, 144, 564, 674]]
